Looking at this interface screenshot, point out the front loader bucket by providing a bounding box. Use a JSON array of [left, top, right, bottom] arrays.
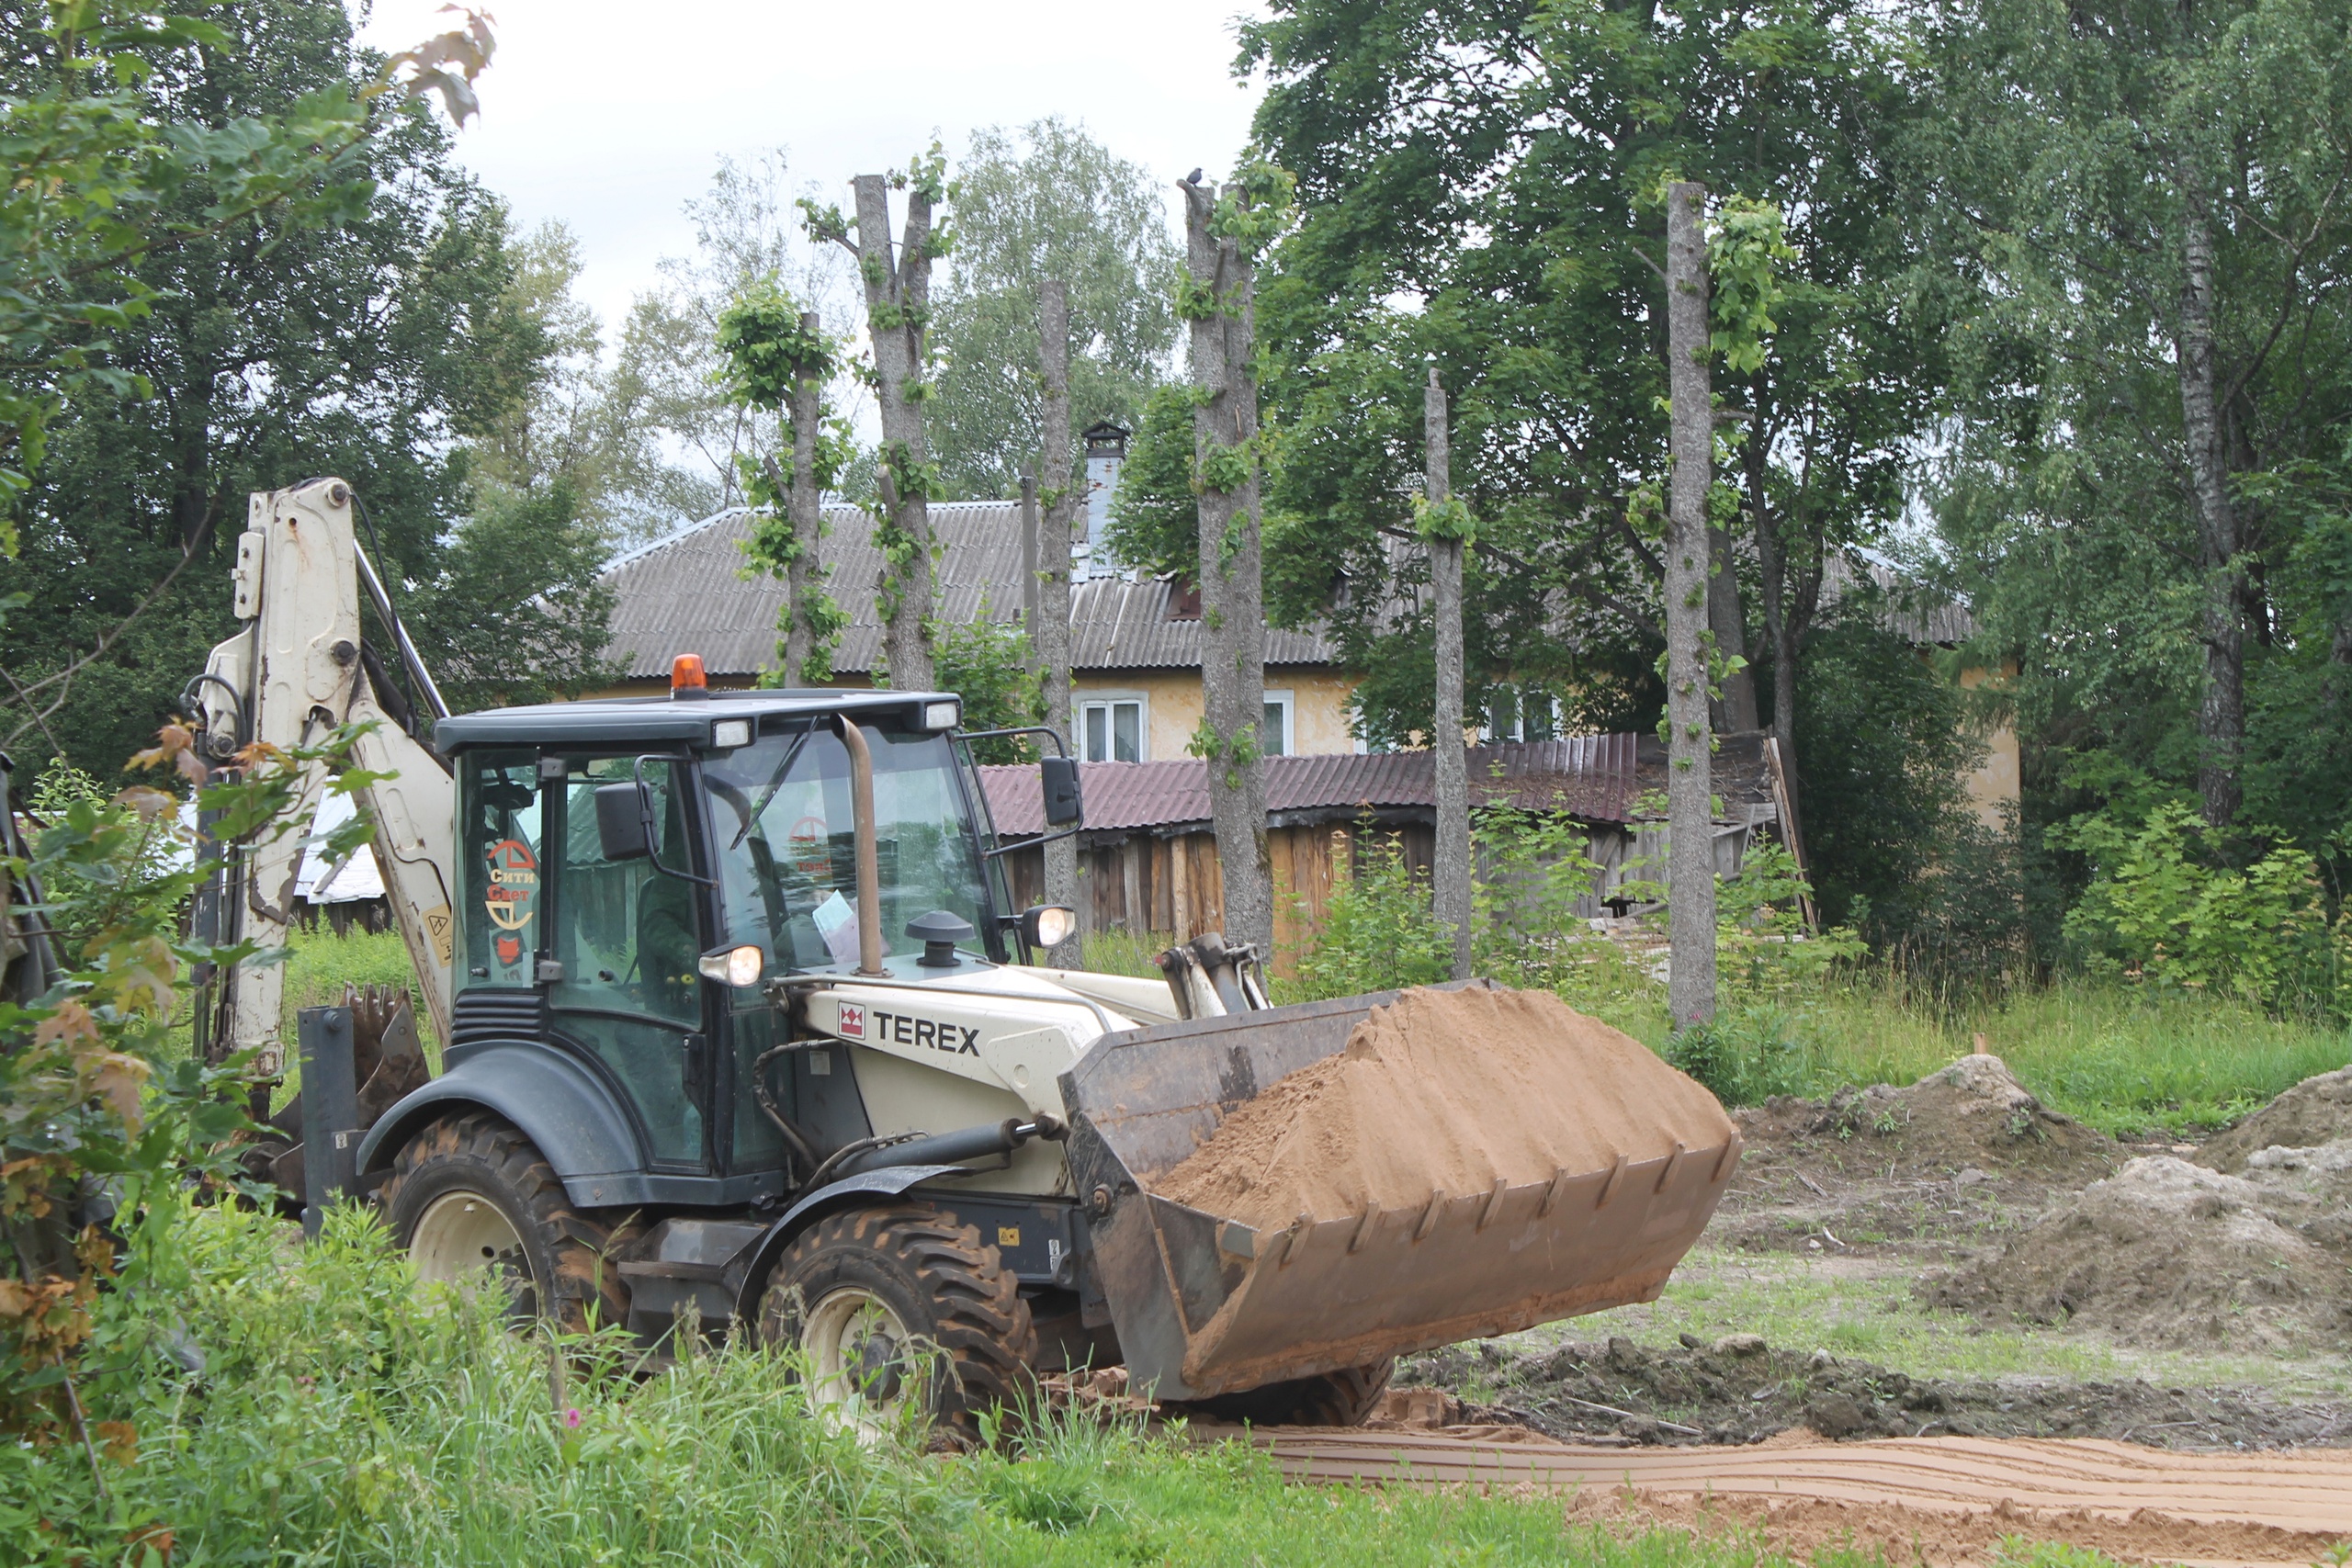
[[1057, 983, 1740, 1403]]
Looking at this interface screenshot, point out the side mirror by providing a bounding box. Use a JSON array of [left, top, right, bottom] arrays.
[[1041, 754, 1082, 828], [594, 781, 650, 861]]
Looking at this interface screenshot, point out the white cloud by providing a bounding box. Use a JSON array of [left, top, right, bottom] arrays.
[[355, 0, 1270, 328]]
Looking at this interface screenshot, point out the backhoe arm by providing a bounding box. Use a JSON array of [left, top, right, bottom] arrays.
[[192, 479, 456, 1068]]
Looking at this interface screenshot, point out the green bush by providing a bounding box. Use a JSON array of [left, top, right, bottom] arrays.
[[1290, 831, 1451, 1000], [2058, 799, 2346, 1014]]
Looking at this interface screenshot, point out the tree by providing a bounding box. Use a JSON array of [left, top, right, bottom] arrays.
[[927, 119, 1180, 501], [1665, 182, 1718, 1030], [608, 152, 861, 542], [1035, 278, 1081, 961], [1242, 0, 1928, 785], [1422, 370, 1472, 979], [805, 153, 952, 693], [1917, 0, 2352, 830], [0, 1, 558, 774], [1181, 167, 1290, 959], [718, 283, 847, 683]]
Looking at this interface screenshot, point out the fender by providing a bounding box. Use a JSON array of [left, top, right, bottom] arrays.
[[356, 1042, 644, 1208], [729, 1165, 969, 1320]]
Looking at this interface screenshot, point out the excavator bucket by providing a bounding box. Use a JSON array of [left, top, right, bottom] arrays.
[[243, 983, 430, 1209], [1058, 982, 1741, 1403]]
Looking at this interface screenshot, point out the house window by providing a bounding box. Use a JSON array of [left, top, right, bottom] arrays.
[[1484, 685, 1560, 743], [1261, 690, 1294, 756], [1081, 697, 1144, 762]]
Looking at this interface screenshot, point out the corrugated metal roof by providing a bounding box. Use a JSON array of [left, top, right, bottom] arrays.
[[602, 503, 1337, 681], [981, 733, 1652, 836], [1822, 551, 1977, 647]]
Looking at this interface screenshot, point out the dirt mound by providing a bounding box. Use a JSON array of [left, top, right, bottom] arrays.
[[1396, 1332, 2352, 1449], [1790, 1054, 2113, 1179], [1922, 1155, 2352, 1351], [2199, 1063, 2352, 1171], [1153, 986, 1736, 1230]]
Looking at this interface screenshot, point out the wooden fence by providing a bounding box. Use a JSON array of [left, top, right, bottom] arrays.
[[1001, 822, 1434, 976]]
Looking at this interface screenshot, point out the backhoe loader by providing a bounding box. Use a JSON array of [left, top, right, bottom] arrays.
[[186, 478, 1739, 1436]]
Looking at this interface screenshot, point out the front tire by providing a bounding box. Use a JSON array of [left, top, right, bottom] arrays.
[[379, 1111, 628, 1334], [757, 1203, 1035, 1442]]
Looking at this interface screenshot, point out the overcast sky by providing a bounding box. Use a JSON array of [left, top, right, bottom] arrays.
[[352, 0, 1271, 333]]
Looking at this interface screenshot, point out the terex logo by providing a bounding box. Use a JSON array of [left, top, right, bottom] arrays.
[[872, 1010, 979, 1055], [837, 1002, 865, 1039]]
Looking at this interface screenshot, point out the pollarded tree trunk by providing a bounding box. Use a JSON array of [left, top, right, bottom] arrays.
[[1036, 278, 1081, 964], [783, 309, 825, 685], [2177, 192, 2244, 829], [1665, 181, 1718, 1032], [1426, 368, 1472, 982], [1181, 173, 1274, 959], [849, 172, 941, 693]]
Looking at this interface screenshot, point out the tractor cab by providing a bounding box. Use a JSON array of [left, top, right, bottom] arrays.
[[429, 683, 1077, 1201]]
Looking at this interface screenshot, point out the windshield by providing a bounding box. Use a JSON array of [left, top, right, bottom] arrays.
[[706, 723, 991, 970]]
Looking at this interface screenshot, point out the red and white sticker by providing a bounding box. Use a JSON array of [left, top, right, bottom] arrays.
[[837, 1002, 865, 1039]]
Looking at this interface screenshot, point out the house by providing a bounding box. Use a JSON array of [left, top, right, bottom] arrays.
[[1820, 552, 2019, 831], [590, 426, 1362, 757], [978, 732, 1791, 972]]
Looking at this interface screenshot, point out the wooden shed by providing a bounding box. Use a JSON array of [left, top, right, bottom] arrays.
[[979, 732, 1792, 974]]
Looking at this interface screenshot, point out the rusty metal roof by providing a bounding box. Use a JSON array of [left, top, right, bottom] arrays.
[[602, 503, 1337, 681], [981, 733, 1653, 836]]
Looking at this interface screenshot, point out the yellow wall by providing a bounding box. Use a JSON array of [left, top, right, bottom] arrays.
[[1073, 666, 1359, 760], [1957, 660, 2022, 831], [589, 666, 1364, 757]]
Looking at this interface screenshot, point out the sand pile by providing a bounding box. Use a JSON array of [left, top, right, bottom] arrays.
[[1154, 986, 1736, 1231], [2197, 1063, 2352, 1172], [1804, 1054, 2112, 1178], [1922, 1155, 2352, 1351]]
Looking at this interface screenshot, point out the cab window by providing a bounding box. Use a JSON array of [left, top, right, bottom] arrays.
[[458, 750, 543, 988]]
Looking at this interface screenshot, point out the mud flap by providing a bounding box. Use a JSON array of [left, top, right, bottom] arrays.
[[1058, 984, 1741, 1402]]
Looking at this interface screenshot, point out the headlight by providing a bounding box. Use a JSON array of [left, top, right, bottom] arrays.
[[697, 943, 764, 987], [1022, 904, 1077, 951], [922, 700, 960, 731]]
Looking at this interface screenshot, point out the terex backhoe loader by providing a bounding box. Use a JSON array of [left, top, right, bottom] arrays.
[[187, 478, 1738, 1435]]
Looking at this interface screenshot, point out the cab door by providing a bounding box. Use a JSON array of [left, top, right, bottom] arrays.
[[545, 754, 711, 1170]]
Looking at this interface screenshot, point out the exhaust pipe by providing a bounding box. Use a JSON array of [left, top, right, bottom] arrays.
[[834, 715, 888, 977]]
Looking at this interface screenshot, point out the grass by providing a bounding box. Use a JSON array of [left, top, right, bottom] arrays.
[[1077, 927, 1173, 981], [278, 922, 434, 1052], [18, 1201, 2101, 1568], [1602, 979, 2348, 1137], [1070, 918, 2346, 1133]]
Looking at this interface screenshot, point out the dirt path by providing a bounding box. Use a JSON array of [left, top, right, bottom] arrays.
[[1252, 1427, 2352, 1565]]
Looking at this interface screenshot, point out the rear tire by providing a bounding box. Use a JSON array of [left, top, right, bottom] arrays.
[[379, 1111, 628, 1334], [1183, 1359, 1395, 1427], [757, 1202, 1036, 1443]]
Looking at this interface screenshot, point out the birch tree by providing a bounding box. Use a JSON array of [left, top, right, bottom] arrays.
[[1180, 167, 1291, 959], [1421, 368, 1473, 980], [804, 152, 952, 692], [1037, 277, 1081, 962], [1665, 181, 1717, 1030]]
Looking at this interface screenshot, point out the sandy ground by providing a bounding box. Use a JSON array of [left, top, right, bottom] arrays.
[[1247, 1425, 2352, 1566]]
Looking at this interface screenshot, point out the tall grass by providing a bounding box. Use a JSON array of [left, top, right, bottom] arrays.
[[6, 1202, 1938, 1568], [1612, 980, 2348, 1136], [279, 923, 435, 1053]]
